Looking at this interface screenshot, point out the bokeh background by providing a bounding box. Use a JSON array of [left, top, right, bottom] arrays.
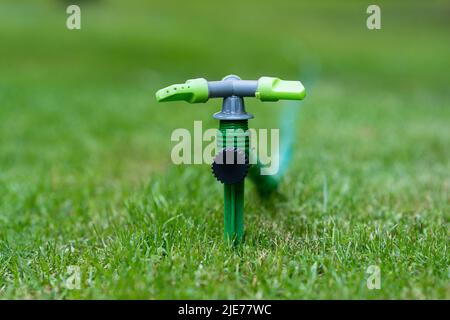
[[0, 0, 448, 298]]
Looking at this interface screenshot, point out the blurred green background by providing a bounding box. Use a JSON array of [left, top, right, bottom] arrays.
[[0, 0, 448, 299]]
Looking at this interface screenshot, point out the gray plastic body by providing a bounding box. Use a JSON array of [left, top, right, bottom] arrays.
[[208, 79, 257, 98], [212, 75, 254, 120]]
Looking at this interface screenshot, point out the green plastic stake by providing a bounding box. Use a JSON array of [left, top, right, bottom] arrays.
[[156, 75, 306, 245], [218, 120, 248, 244]]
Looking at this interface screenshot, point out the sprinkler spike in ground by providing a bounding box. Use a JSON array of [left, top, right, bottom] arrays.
[[156, 75, 306, 245]]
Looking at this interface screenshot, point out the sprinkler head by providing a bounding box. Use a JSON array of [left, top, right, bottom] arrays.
[[156, 75, 306, 105]]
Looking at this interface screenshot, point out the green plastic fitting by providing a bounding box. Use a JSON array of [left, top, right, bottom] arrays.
[[255, 77, 306, 101], [155, 78, 209, 103]]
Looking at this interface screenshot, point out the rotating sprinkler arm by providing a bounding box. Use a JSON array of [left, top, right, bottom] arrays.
[[155, 76, 306, 103], [156, 75, 306, 245]]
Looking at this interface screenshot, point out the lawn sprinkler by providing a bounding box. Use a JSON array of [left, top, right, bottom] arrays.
[[156, 75, 306, 245]]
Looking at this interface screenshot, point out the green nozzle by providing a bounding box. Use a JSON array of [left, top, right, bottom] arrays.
[[155, 78, 209, 103], [255, 77, 306, 101]]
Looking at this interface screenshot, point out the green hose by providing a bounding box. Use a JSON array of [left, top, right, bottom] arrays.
[[248, 162, 280, 196]]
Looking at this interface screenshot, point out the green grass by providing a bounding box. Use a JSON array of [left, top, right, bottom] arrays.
[[0, 0, 449, 299]]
